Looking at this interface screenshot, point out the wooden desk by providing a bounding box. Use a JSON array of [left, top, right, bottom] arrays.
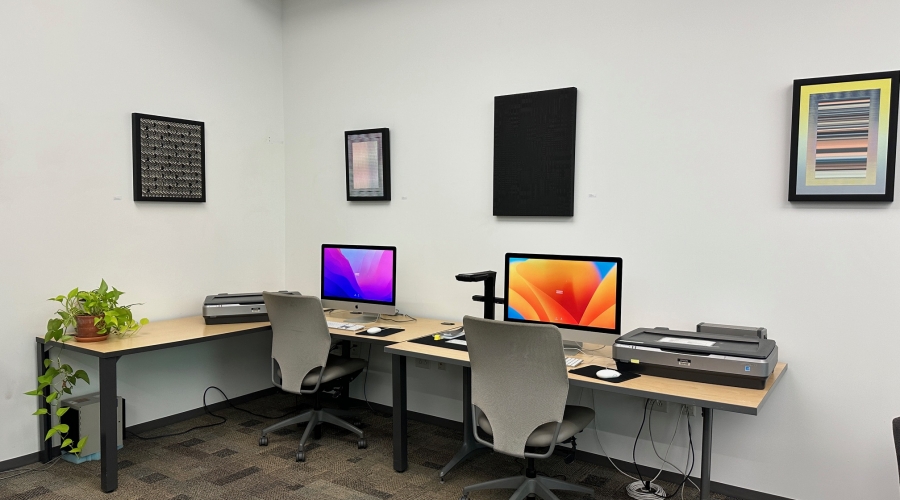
[[35, 314, 457, 493], [384, 340, 787, 500]]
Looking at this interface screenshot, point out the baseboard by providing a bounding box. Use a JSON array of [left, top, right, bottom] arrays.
[[348, 397, 793, 500], [126, 387, 280, 435]]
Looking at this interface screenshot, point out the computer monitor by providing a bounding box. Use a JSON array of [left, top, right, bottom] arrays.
[[321, 244, 396, 323], [504, 253, 622, 346]]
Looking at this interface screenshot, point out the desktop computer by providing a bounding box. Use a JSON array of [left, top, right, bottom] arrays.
[[504, 253, 622, 346], [321, 244, 396, 323]]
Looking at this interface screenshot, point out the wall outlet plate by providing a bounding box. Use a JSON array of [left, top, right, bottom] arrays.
[[437, 362, 446, 370], [650, 400, 668, 413], [415, 359, 430, 369]]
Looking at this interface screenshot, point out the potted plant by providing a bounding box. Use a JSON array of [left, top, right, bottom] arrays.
[[46, 279, 149, 342], [27, 280, 149, 458]]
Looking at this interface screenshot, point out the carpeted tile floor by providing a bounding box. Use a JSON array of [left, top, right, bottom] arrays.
[[0, 394, 739, 500]]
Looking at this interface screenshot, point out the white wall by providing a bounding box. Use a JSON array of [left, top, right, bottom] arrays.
[[282, 1, 900, 498], [0, 0, 285, 462]]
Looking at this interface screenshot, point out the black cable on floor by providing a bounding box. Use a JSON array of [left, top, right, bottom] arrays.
[[633, 399, 651, 487], [127, 386, 303, 440]]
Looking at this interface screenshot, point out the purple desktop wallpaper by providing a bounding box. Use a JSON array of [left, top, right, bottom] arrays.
[[323, 247, 394, 302]]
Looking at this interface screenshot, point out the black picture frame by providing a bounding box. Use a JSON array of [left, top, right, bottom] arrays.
[[345, 128, 390, 201], [789, 71, 899, 202], [132, 113, 206, 202]]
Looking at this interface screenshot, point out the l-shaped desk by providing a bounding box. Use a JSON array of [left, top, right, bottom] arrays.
[[36, 314, 786, 500]]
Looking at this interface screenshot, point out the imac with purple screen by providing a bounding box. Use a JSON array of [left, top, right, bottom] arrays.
[[321, 244, 396, 323]]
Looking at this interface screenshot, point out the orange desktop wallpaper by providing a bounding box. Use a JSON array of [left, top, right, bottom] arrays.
[[507, 258, 618, 329]]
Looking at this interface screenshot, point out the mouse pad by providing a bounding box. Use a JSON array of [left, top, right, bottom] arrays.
[[410, 334, 468, 352], [569, 365, 641, 384], [356, 328, 404, 337]]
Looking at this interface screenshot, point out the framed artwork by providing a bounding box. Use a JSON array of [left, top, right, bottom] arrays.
[[789, 71, 899, 202], [345, 128, 390, 201], [132, 113, 205, 202]]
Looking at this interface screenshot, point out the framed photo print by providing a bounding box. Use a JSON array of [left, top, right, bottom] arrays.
[[789, 71, 899, 202], [132, 113, 206, 202], [345, 128, 390, 201]]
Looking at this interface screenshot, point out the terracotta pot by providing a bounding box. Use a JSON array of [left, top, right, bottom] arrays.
[[75, 315, 107, 342]]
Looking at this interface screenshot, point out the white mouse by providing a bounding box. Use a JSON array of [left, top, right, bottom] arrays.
[[366, 327, 382, 334], [596, 369, 621, 379]]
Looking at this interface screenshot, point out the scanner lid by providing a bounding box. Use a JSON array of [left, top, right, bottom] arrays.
[[615, 328, 776, 359]]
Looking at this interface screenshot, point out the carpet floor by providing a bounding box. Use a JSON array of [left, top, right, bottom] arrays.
[[0, 393, 740, 500]]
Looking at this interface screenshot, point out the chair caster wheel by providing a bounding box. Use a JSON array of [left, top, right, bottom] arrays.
[[258, 436, 268, 446], [296, 451, 305, 462], [459, 495, 468, 500], [357, 438, 367, 449]]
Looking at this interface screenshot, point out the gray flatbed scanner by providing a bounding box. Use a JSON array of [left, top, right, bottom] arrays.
[[612, 327, 778, 389], [203, 292, 300, 325]]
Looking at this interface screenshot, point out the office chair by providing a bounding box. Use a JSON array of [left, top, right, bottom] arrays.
[[257, 292, 367, 462], [459, 315, 595, 500]]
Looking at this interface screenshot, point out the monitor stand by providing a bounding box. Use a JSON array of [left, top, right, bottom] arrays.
[[328, 309, 381, 324], [563, 340, 584, 350]]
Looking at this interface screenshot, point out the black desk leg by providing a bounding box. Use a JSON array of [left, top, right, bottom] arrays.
[[392, 353, 408, 472], [439, 366, 487, 482], [100, 356, 120, 493], [339, 340, 352, 410], [700, 407, 714, 500], [36, 343, 57, 463]]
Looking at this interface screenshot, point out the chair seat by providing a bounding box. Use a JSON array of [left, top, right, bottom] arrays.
[[301, 356, 366, 387], [477, 405, 595, 448]]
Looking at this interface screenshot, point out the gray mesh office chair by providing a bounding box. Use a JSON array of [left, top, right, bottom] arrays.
[[460, 315, 596, 500], [257, 292, 367, 462]]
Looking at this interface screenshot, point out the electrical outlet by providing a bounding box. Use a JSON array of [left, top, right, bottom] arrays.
[[650, 400, 668, 413], [437, 362, 446, 370], [350, 344, 360, 357], [682, 405, 697, 417], [415, 359, 430, 369]]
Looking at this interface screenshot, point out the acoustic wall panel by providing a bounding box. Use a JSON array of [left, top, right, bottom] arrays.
[[493, 87, 577, 216]]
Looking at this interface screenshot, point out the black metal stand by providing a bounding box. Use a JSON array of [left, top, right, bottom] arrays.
[[36, 343, 58, 463], [700, 407, 713, 500], [392, 353, 408, 472], [99, 356, 120, 493]]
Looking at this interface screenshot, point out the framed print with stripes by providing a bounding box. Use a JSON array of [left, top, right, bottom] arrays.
[[789, 71, 899, 202]]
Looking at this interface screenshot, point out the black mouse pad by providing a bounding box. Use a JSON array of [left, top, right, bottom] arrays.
[[355, 327, 405, 337], [569, 365, 641, 384], [410, 334, 468, 352]]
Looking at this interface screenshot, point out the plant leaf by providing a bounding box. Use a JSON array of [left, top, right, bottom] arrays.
[[67, 288, 78, 299], [59, 335, 74, 343], [52, 424, 69, 434], [61, 438, 73, 448], [33, 408, 48, 415], [44, 428, 57, 440], [24, 389, 41, 396], [140, 318, 149, 325], [45, 392, 58, 403], [56, 407, 69, 417], [74, 370, 90, 384], [43, 359, 52, 368]]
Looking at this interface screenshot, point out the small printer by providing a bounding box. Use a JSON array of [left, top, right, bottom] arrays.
[[612, 326, 778, 389], [202, 292, 299, 325]]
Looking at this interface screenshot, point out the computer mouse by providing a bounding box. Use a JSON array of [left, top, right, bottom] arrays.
[[596, 369, 621, 379], [366, 327, 382, 334]]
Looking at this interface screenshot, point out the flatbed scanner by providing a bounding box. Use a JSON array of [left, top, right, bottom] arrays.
[[202, 292, 299, 325], [613, 327, 778, 389]]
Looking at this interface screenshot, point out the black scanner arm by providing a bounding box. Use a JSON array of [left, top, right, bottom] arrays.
[[455, 271, 502, 320]]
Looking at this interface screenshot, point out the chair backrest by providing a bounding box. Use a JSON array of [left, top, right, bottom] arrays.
[[263, 292, 332, 393], [463, 315, 569, 457]]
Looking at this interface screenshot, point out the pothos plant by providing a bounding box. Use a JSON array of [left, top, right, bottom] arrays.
[[26, 280, 148, 456]]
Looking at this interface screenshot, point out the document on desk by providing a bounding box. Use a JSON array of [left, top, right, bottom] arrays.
[[446, 339, 467, 346]]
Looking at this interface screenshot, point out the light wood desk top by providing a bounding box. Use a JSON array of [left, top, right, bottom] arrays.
[[37, 313, 457, 358], [384, 341, 787, 416]]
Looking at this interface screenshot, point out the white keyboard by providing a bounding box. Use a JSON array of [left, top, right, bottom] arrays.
[[326, 321, 365, 331], [565, 357, 583, 367]]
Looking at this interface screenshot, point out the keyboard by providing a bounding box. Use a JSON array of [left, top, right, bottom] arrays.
[[565, 357, 583, 367], [326, 321, 365, 331]]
